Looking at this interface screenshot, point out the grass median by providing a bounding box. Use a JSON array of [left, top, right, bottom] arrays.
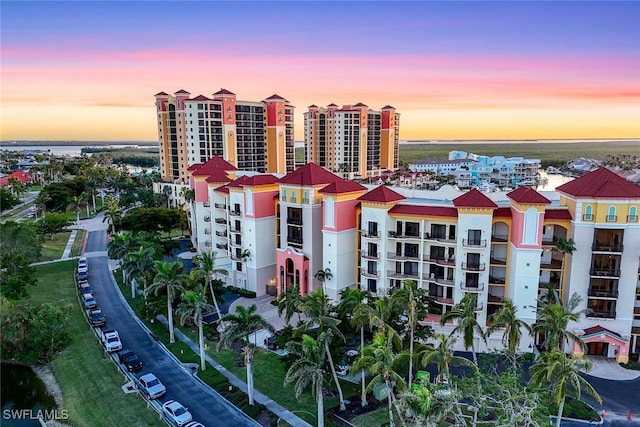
[[32, 261, 162, 427]]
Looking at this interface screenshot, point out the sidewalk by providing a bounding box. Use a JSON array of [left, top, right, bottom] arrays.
[[157, 316, 312, 427]]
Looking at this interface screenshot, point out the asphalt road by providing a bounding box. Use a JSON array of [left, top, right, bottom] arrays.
[[84, 228, 258, 427]]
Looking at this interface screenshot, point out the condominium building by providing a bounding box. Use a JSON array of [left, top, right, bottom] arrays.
[[187, 163, 640, 363], [155, 89, 295, 183], [304, 104, 399, 179]]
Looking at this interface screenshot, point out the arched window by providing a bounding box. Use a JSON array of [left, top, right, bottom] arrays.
[[629, 206, 638, 222], [295, 270, 300, 286], [281, 190, 287, 202], [607, 206, 617, 222], [303, 191, 309, 204], [583, 205, 593, 221]]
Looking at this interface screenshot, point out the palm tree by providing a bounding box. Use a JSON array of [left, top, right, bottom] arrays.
[[284, 332, 331, 427], [314, 267, 333, 292], [555, 237, 576, 255], [298, 289, 347, 411], [122, 246, 156, 299], [338, 287, 370, 407], [417, 333, 477, 385], [145, 260, 186, 344], [530, 350, 601, 427], [217, 304, 274, 405], [390, 279, 428, 387], [84, 177, 98, 214], [67, 194, 87, 226], [102, 195, 120, 234], [441, 293, 485, 366], [353, 329, 406, 427], [533, 292, 587, 352], [362, 296, 396, 334], [193, 251, 228, 323], [276, 284, 302, 325], [487, 299, 533, 370], [177, 288, 214, 370]]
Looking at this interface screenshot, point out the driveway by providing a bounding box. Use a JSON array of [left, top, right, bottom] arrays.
[[583, 356, 640, 380], [84, 226, 258, 427]]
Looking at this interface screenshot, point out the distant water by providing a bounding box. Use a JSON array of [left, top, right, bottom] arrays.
[[0, 144, 157, 157]]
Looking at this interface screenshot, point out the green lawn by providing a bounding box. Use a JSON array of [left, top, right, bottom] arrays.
[[31, 262, 162, 427], [40, 231, 72, 261], [351, 407, 395, 427]]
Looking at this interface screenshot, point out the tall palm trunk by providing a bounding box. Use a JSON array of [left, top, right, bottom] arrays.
[[408, 323, 414, 387], [246, 359, 254, 405], [167, 298, 175, 343], [317, 382, 325, 427], [324, 340, 346, 410], [471, 341, 478, 366], [131, 277, 136, 299], [556, 397, 565, 427], [208, 280, 223, 322], [386, 380, 395, 427], [360, 325, 367, 407], [198, 319, 206, 370]]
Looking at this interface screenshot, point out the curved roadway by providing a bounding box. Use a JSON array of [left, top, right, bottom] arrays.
[[84, 227, 258, 427]]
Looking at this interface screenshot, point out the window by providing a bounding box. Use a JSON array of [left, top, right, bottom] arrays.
[[281, 190, 287, 201], [607, 206, 617, 222], [628, 206, 638, 222], [583, 205, 593, 221]]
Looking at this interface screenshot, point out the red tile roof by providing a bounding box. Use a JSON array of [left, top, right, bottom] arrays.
[[582, 325, 627, 341], [389, 204, 458, 218], [507, 186, 551, 204], [214, 184, 230, 194], [187, 163, 202, 171], [227, 175, 252, 189], [175, 89, 190, 94], [204, 170, 232, 184], [544, 209, 572, 220], [327, 103, 338, 107], [189, 95, 210, 101], [154, 91, 169, 96], [557, 167, 640, 198], [494, 207, 512, 218], [353, 102, 368, 107], [243, 174, 280, 186], [453, 189, 498, 208], [264, 94, 289, 102], [201, 156, 238, 171], [358, 185, 406, 203], [319, 180, 367, 195], [381, 105, 395, 109], [308, 104, 318, 108], [214, 88, 235, 95], [279, 163, 341, 186]]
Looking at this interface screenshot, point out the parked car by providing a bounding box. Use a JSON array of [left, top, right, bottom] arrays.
[[87, 309, 106, 327], [77, 277, 89, 287], [136, 373, 166, 400], [183, 422, 205, 427], [78, 257, 87, 268], [77, 264, 88, 274], [99, 328, 122, 352], [82, 293, 97, 309], [162, 400, 192, 426], [76, 271, 89, 282], [117, 349, 143, 372], [78, 282, 92, 295]]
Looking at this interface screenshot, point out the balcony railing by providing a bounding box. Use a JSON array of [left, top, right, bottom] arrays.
[[474, 303, 484, 312], [606, 215, 617, 222], [215, 231, 227, 237], [461, 262, 485, 272], [423, 274, 455, 286], [204, 241, 212, 248], [490, 257, 506, 265], [434, 296, 454, 305], [587, 288, 619, 298], [387, 270, 420, 280], [461, 282, 485, 292], [589, 268, 621, 277], [586, 310, 616, 319], [204, 229, 211, 235], [389, 231, 421, 239], [628, 215, 638, 222], [489, 276, 506, 285], [361, 251, 379, 260], [462, 239, 487, 248], [423, 256, 455, 266], [214, 203, 227, 209], [491, 234, 509, 242], [592, 242, 623, 252], [230, 226, 242, 233], [288, 218, 303, 225], [230, 240, 241, 248], [425, 233, 456, 243], [215, 243, 228, 250], [361, 230, 380, 239], [203, 201, 210, 208], [229, 210, 241, 217], [388, 252, 420, 260], [361, 269, 380, 278], [214, 218, 226, 224], [204, 216, 211, 222], [583, 214, 593, 221]]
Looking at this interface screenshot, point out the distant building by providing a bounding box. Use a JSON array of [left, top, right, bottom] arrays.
[[304, 104, 399, 179], [154, 89, 295, 184]]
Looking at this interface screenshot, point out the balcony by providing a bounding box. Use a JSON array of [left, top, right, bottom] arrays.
[[488, 276, 506, 285], [423, 274, 455, 286], [215, 243, 228, 250], [491, 234, 509, 243], [461, 282, 485, 292], [288, 217, 303, 226], [462, 239, 487, 248], [230, 225, 242, 233], [388, 252, 420, 261], [389, 231, 421, 240], [606, 215, 617, 222], [540, 258, 563, 269], [425, 233, 456, 244], [203, 201, 210, 208], [387, 270, 420, 280], [204, 229, 211, 235], [434, 296, 454, 305], [230, 240, 241, 248], [423, 256, 455, 266], [214, 203, 227, 209], [489, 256, 506, 265], [214, 218, 226, 224], [586, 310, 616, 319], [583, 214, 593, 221], [628, 215, 638, 222], [461, 262, 485, 272], [588, 288, 619, 298], [229, 210, 241, 217], [204, 216, 211, 223], [590, 268, 621, 277], [288, 237, 303, 245], [204, 241, 212, 248], [215, 231, 227, 238], [592, 242, 623, 252], [361, 230, 380, 239], [361, 269, 380, 278], [361, 251, 379, 260]]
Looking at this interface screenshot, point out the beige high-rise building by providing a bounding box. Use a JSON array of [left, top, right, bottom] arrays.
[[155, 89, 295, 183], [304, 103, 399, 179]]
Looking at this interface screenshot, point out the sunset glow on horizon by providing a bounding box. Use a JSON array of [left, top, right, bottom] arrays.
[[2, 1, 639, 141]]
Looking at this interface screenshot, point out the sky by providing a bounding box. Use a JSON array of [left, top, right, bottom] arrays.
[[2, 1, 640, 141]]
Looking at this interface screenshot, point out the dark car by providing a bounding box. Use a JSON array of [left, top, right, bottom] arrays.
[[76, 271, 89, 282], [87, 308, 106, 327], [117, 349, 143, 372], [78, 282, 92, 295]]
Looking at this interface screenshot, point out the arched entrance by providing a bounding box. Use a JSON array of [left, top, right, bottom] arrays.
[[573, 325, 630, 363]]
